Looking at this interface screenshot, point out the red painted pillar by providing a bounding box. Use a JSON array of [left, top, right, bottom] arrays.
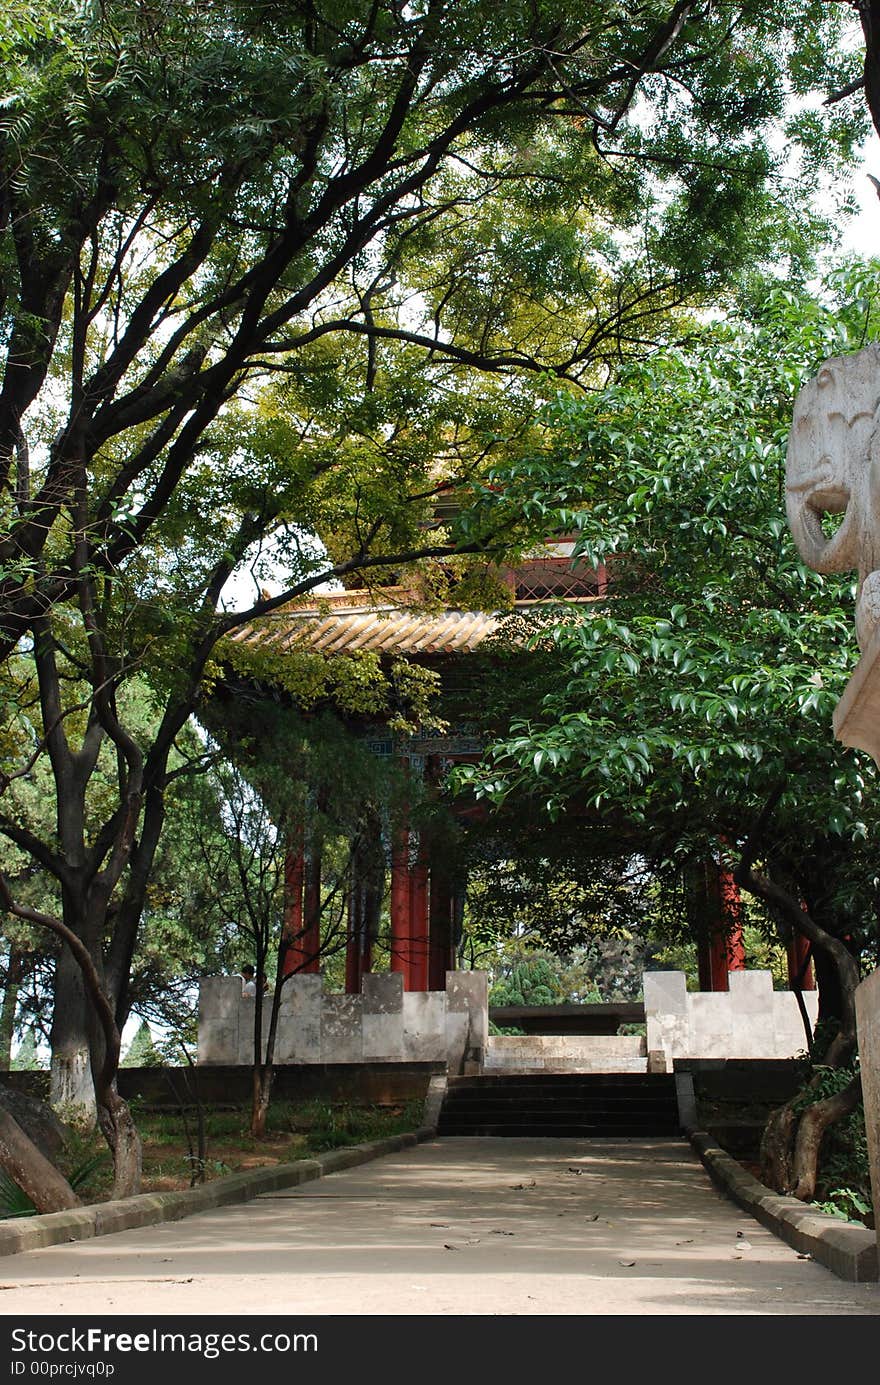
[[787, 931, 815, 991], [283, 834, 321, 975], [409, 838, 430, 993], [390, 804, 413, 989], [694, 859, 745, 991], [708, 862, 745, 990]]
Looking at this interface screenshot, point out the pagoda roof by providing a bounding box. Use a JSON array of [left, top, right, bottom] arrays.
[[228, 588, 498, 657], [227, 586, 599, 659]]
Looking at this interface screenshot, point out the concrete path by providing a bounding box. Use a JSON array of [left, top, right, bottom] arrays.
[[0, 1137, 878, 1316]]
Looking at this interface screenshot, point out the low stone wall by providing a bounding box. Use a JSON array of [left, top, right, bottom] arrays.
[[198, 970, 488, 1073], [644, 970, 818, 1062]]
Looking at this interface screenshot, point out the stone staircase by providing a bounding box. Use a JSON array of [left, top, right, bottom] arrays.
[[437, 1072, 681, 1138], [483, 1033, 647, 1073]]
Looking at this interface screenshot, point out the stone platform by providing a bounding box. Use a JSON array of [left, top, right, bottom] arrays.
[[483, 1034, 646, 1073]]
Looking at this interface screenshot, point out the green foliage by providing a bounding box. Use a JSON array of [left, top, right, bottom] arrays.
[[120, 1021, 164, 1069], [0, 1168, 36, 1219], [221, 639, 444, 734], [286, 1098, 424, 1152], [813, 1186, 873, 1223], [490, 954, 565, 1008], [10, 1031, 41, 1071], [0, 1146, 110, 1220], [454, 263, 880, 966]]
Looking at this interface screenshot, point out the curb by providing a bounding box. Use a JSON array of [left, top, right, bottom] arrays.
[[687, 1127, 878, 1283], [0, 1128, 436, 1259]]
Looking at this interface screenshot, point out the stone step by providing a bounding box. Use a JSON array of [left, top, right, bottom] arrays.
[[487, 1034, 645, 1050], [442, 1097, 676, 1113], [438, 1070, 679, 1139], [437, 1123, 681, 1138], [447, 1073, 676, 1090], [483, 1058, 648, 1074], [439, 1111, 679, 1128]]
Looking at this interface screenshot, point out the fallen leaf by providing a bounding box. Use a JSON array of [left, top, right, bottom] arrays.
[[618, 1260, 636, 1268], [443, 1244, 459, 1251], [675, 1238, 693, 1245], [585, 1214, 599, 1222]]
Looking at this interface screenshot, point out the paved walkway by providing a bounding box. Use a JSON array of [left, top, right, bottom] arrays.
[[0, 1137, 878, 1316]]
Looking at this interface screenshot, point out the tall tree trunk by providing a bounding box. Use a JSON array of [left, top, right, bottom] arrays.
[[95, 1085, 142, 1200], [251, 1066, 274, 1140], [49, 948, 96, 1125], [0, 945, 23, 1071]]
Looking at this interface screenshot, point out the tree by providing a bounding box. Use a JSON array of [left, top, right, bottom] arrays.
[[456, 264, 880, 1197], [10, 1029, 40, 1071], [0, 1, 866, 1199], [191, 702, 416, 1136]]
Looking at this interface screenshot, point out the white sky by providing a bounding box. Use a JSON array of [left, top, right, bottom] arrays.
[[836, 132, 880, 257]]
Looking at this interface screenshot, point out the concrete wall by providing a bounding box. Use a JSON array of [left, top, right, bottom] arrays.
[[198, 971, 488, 1073], [855, 969, 880, 1266], [644, 970, 819, 1063]]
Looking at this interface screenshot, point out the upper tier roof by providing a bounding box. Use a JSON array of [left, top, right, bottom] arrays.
[[227, 587, 600, 658]]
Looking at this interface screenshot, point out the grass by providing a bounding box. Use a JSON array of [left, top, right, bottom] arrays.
[[3, 1098, 426, 1213]]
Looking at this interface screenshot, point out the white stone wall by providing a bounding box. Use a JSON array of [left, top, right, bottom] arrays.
[[198, 970, 488, 1072], [644, 970, 819, 1062]]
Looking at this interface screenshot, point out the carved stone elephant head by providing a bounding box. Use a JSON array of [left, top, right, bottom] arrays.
[[785, 342, 880, 650]]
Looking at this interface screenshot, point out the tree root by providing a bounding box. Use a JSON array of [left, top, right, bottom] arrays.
[[790, 1073, 862, 1202]]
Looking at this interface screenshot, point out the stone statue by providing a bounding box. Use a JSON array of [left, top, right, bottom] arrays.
[[786, 341, 880, 649], [786, 341, 880, 760]]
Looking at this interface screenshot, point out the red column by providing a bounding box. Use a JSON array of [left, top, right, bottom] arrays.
[[389, 805, 413, 989], [707, 862, 745, 991], [283, 835, 321, 975], [695, 859, 745, 991], [409, 839, 430, 993], [787, 931, 815, 991]]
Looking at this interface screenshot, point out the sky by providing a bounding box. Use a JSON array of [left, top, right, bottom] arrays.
[[837, 132, 880, 258]]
